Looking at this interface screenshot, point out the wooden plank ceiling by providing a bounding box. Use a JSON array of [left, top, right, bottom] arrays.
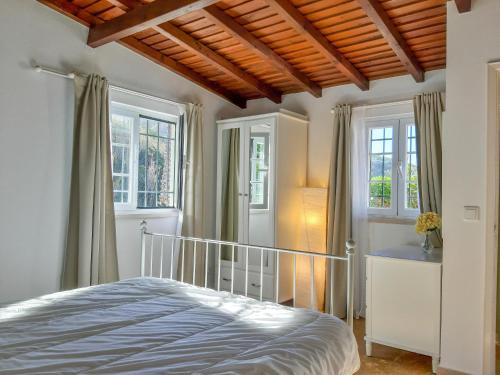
[[39, 0, 447, 108]]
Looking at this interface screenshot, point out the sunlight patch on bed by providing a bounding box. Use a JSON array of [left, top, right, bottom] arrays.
[[0, 287, 89, 321], [180, 288, 298, 330]]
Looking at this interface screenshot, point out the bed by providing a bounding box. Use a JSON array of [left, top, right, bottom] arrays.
[[0, 224, 360, 374]]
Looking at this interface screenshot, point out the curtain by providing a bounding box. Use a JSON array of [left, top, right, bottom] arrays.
[[350, 108, 369, 317], [177, 103, 205, 285], [413, 92, 445, 246], [220, 128, 240, 260], [325, 104, 352, 317], [61, 74, 119, 290]]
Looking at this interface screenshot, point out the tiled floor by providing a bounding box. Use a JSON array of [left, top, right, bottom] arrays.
[[353, 319, 434, 375]]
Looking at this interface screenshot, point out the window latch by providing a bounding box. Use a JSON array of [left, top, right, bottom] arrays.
[[397, 160, 404, 178]]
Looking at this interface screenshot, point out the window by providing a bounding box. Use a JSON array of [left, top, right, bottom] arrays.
[[110, 103, 182, 211], [367, 117, 419, 217], [249, 133, 269, 210]]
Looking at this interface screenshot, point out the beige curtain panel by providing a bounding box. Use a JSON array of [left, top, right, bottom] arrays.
[[325, 104, 352, 317], [178, 103, 205, 285], [61, 74, 119, 290], [220, 128, 240, 260], [413, 92, 445, 247]]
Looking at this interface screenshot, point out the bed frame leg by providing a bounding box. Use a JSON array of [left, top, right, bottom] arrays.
[[140, 220, 147, 277], [346, 240, 356, 329]]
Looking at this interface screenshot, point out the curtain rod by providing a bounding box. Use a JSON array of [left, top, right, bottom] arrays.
[[34, 65, 189, 107], [330, 99, 413, 114]]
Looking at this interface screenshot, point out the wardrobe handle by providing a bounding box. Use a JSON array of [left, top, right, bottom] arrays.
[[251, 283, 261, 288], [222, 277, 231, 282]]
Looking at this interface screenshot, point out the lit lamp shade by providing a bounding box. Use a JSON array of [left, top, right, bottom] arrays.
[[296, 188, 327, 310]]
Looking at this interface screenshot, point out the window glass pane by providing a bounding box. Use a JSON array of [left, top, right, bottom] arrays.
[[146, 136, 158, 192], [112, 146, 123, 173], [370, 155, 383, 178], [113, 176, 122, 191], [368, 126, 393, 209], [385, 127, 393, 138], [383, 155, 392, 177], [159, 122, 175, 138], [147, 119, 158, 136], [137, 192, 146, 207], [146, 193, 156, 207], [384, 140, 392, 152], [371, 140, 384, 154], [137, 115, 177, 208], [382, 182, 392, 207], [139, 117, 148, 134], [371, 128, 384, 140], [111, 113, 133, 204]]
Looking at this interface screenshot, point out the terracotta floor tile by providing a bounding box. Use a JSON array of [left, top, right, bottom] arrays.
[[354, 318, 433, 374]]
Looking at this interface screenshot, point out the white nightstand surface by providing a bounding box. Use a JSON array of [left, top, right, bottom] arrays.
[[368, 245, 442, 264]]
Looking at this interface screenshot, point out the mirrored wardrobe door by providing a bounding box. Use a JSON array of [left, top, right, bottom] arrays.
[[246, 120, 274, 271]]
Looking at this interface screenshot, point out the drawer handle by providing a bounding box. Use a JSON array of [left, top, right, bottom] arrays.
[[222, 277, 231, 282], [251, 283, 261, 288]]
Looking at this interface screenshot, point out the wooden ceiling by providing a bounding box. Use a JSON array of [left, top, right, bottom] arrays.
[[39, 0, 450, 108]]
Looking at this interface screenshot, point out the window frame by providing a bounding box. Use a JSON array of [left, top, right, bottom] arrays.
[[366, 116, 419, 219], [398, 117, 420, 218], [110, 102, 182, 213]]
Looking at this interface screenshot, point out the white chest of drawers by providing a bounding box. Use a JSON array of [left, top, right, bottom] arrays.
[[365, 246, 442, 373]]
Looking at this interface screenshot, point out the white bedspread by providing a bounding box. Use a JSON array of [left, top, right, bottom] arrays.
[[0, 277, 360, 374]]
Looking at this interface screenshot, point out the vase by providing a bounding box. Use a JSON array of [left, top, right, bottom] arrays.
[[422, 232, 433, 254]]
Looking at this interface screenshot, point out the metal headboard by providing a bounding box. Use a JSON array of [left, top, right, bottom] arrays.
[[139, 220, 355, 327]]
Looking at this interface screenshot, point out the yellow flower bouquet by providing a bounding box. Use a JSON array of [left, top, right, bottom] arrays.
[[416, 212, 441, 252]]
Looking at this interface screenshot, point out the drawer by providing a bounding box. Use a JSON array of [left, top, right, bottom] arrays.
[[219, 267, 274, 301], [246, 271, 274, 301], [219, 266, 245, 293]]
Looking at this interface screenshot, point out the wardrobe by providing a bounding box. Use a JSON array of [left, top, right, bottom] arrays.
[[215, 110, 308, 303]]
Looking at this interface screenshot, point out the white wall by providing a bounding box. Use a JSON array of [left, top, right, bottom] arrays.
[[441, 1, 500, 374], [0, 0, 238, 303]]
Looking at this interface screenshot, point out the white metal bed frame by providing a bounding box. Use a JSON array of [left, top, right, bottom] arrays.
[[140, 220, 356, 328]]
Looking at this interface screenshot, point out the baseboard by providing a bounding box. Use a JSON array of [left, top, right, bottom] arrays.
[[437, 366, 470, 375]]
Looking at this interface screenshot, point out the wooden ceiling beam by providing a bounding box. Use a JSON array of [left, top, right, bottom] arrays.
[[38, 0, 98, 26], [356, 0, 424, 82], [154, 23, 282, 103], [37, 0, 247, 108], [264, 0, 369, 91], [201, 5, 322, 98], [455, 0, 471, 13], [87, 0, 220, 48], [120, 36, 247, 108]]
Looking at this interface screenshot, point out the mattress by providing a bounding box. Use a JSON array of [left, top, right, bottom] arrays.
[[0, 277, 360, 374]]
